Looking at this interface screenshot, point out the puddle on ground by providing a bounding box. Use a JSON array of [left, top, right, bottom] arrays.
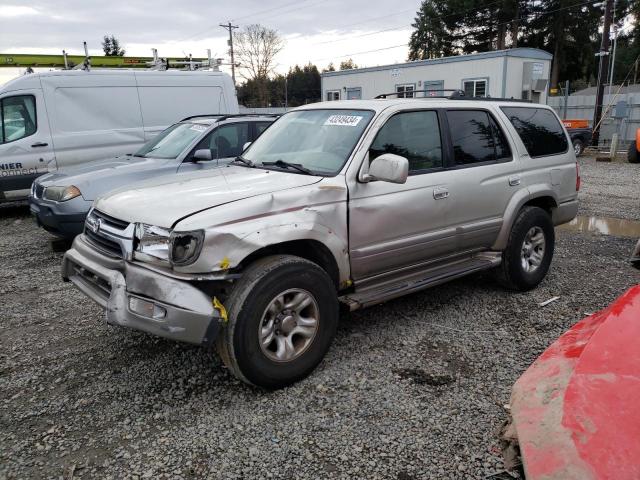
[[558, 216, 640, 238]]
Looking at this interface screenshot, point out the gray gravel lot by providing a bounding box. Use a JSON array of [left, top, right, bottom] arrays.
[[1, 157, 639, 480]]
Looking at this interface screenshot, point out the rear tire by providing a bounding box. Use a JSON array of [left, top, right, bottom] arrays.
[[216, 255, 338, 389], [628, 141, 639, 164], [497, 206, 555, 291], [572, 138, 584, 157]]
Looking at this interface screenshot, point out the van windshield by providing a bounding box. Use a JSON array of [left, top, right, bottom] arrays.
[[242, 109, 374, 175], [134, 122, 208, 159]]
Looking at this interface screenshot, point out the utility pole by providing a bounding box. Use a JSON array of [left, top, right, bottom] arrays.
[[220, 22, 239, 86], [592, 0, 614, 146]]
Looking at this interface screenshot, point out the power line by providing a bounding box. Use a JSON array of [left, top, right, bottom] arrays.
[[312, 43, 409, 63]]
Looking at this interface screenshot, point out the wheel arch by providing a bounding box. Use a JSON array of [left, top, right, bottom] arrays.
[[493, 190, 558, 251]]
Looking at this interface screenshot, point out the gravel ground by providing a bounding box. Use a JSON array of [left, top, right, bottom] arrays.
[[1, 157, 639, 480]]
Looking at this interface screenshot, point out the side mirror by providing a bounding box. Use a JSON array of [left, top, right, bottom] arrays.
[[363, 153, 409, 184], [193, 149, 213, 162], [242, 142, 252, 151]]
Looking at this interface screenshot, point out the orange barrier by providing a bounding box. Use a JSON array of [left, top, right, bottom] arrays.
[[562, 119, 590, 129]]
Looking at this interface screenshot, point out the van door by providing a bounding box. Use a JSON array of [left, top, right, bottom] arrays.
[[0, 91, 54, 196]]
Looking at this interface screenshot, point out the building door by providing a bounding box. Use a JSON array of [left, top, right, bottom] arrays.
[[423, 80, 444, 97]]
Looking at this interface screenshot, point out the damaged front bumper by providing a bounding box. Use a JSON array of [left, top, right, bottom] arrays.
[[61, 235, 222, 346]]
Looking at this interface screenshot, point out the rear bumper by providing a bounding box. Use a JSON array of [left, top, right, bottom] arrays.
[[29, 196, 90, 239], [552, 199, 578, 226], [61, 235, 221, 346]]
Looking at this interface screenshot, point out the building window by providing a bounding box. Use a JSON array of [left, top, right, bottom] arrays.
[[396, 84, 415, 98], [462, 79, 488, 98], [346, 88, 362, 100], [326, 90, 340, 101]]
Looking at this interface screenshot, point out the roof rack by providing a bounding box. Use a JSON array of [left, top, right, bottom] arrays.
[[374, 89, 532, 103], [375, 89, 466, 99], [180, 113, 281, 122]]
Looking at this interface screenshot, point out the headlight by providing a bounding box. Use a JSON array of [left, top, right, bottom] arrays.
[[169, 230, 204, 266], [133, 223, 171, 264], [134, 224, 204, 267], [43, 185, 82, 202]]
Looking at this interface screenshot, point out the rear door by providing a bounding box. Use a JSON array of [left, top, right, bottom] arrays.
[[440, 108, 522, 251], [0, 91, 54, 195]]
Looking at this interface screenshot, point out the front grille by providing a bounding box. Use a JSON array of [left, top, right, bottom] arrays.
[[92, 209, 130, 230], [84, 209, 130, 259], [85, 228, 123, 258]]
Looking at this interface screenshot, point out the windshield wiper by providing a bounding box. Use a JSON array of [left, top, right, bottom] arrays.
[[261, 160, 314, 175], [231, 155, 255, 167]]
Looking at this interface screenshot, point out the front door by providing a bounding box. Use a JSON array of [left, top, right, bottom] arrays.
[[348, 109, 456, 281], [0, 91, 54, 196], [178, 121, 250, 173]]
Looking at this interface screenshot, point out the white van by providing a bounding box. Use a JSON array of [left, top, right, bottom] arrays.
[[0, 69, 238, 200]]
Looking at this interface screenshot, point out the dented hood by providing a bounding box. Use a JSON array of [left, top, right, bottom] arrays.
[[93, 165, 322, 228]]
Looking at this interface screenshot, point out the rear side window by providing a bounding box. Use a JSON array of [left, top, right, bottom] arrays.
[[501, 107, 568, 157], [255, 122, 272, 138], [1, 95, 37, 144], [370, 110, 443, 172], [446, 110, 511, 166]]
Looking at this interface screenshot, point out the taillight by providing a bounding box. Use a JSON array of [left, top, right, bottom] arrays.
[[576, 161, 581, 191]]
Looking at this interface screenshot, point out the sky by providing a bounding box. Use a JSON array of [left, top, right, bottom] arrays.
[[0, 0, 419, 85]]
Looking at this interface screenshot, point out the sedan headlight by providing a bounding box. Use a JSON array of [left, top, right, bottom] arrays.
[[169, 230, 204, 266], [43, 185, 82, 202], [134, 224, 204, 267]]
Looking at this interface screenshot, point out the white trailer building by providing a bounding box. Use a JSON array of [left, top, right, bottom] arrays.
[[321, 48, 552, 104]]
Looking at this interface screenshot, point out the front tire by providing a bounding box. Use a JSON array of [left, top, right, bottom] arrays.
[[216, 255, 338, 389], [497, 206, 555, 291]]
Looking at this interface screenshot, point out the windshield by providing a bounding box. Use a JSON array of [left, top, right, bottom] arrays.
[[134, 122, 208, 159], [242, 109, 374, 175]]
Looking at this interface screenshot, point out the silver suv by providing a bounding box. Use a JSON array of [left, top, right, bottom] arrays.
[[62, 97, 579, 389]]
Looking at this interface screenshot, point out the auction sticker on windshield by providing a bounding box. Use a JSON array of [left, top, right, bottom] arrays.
[[324, 115, 363, 127], [190, 124, 208, 132]]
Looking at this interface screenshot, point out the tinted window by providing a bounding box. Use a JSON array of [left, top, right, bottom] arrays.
[[1, 95, 37, 144], [255, 122, 272, 138], [501, 107, 568, 157], [370, 110, 442, 171], [197, 122, 249, 159], [447, 110, 510, 165]]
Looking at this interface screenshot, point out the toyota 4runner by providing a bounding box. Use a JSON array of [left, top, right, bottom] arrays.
[[62, 97, 579, 389]]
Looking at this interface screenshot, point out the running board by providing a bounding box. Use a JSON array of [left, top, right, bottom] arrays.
[[339, 252, 501, 311]]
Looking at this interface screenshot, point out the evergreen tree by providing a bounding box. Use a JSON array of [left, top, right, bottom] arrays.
[[102, 35, 125, 56]]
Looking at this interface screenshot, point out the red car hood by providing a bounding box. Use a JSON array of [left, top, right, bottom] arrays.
[[509, 285, 640, 480]]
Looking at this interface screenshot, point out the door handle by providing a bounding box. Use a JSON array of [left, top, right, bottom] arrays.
[[31, 142, 48, 148], [433, 188, 449, 200], [508, 175, 521, 186]]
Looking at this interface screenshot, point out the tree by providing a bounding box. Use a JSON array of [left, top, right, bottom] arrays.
[[339, 58, 358, 70], [102, 35, 125, 56], [233, 24, 285, 106], [409, 1, 457, 60]]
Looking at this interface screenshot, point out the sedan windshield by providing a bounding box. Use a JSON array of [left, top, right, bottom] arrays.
[[134, 122, 208, 159], [242, 109, 374, 175]]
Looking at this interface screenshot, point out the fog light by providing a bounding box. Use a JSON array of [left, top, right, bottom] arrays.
[[129, 297, 166, 319]]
